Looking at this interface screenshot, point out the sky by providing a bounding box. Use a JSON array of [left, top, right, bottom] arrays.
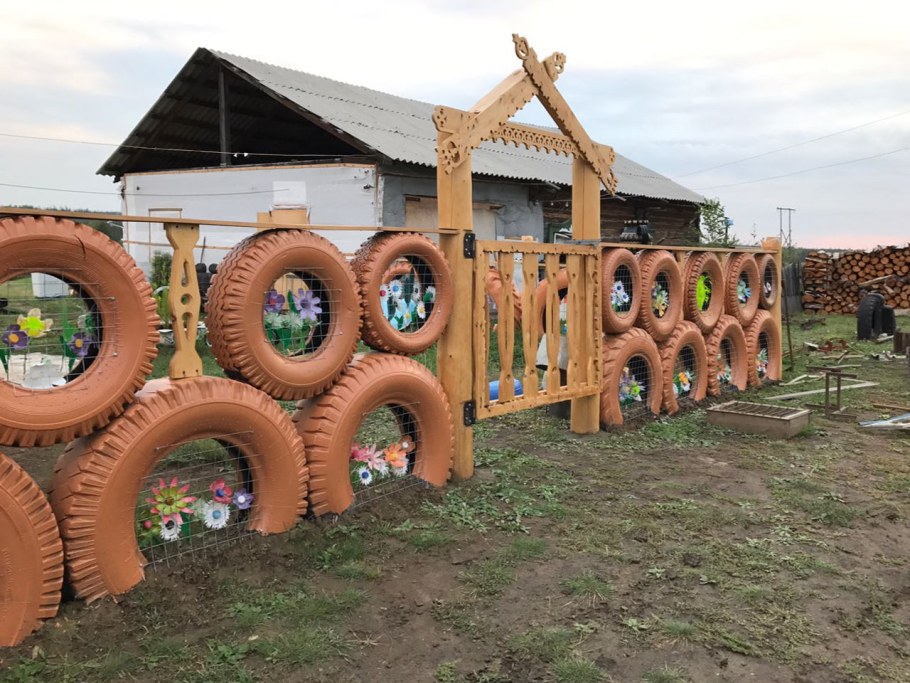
[[0, 0, 907, 249]]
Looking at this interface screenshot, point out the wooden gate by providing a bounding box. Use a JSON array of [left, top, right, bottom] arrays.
[[473, 240, 601, 419]]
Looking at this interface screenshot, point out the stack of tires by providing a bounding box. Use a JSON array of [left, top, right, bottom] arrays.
[[0, 217, 456, 645]]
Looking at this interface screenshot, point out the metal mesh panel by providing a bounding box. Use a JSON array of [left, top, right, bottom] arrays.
[[673, 343, 699, 406], [716, 337, 742, 393], [376, 254, 439, 336], [262, 266, 343, 360], [619, 353, 653, 420], [652, 271, 672, 320], [736, 270, 753, 309], [608, 263, 635, 319]]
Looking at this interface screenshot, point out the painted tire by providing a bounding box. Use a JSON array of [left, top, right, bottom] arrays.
[[534, 269, 569, 341], [294, 353, 453, 516], [757, 254, 779, 309], [683, 252, 725, 334], [704, 314, 748, 397], [0, 453, 64, 646], [485, 267, 523, 324], [601, 248, 641, 334], [745, 310, 782, 386], [352, 232, 453, 355], [636, 250, 683, 342], [724, 253, 760, 326], [658, 321, 708, 415], [206, 229, 362, 400], [600, 328, 663, 427], [0, 215, 158, 447], [49, 377, 308, 602]]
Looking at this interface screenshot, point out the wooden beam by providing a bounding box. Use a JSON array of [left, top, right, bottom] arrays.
[[219, 67, 231, 167]]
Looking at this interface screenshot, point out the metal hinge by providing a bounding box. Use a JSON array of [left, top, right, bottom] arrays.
[[463, 232, 476, 259], [463, 400, 476, 426]]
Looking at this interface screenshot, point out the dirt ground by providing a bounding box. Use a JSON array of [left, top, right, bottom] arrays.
[[2, 314, 909, 683]]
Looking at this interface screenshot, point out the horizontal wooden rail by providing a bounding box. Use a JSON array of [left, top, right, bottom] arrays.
[[599, 241, 775, 255], [0, 207, 460, 234]]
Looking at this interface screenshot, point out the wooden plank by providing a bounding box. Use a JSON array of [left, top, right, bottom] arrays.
[[473, 246, 490, 410], [521, 252, 539, 398], [586, 252, 600, 388], [599, 241, 773, 255], [165, 223, 203, 379], [481, 383, 599, 418], [474, 240, 598, 256], [768, 381, 878, 401], [436, 133, 474, 481], [545, 254, 561, 392], [565, 254, 582, 388], [0, 207, 459, 234], [497, 252, 516, 403]]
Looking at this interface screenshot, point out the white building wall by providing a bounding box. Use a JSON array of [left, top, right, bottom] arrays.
[[121, 164, 378, 273]]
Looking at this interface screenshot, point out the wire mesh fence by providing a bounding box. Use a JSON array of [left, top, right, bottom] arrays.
[[672, 343, 700, 407], [716, 337, 741, 393], [619, 353, 654, 420], [376, 254, 440, 336], [651, 271, 672, 320], [262, 267, 344, 359], [608, 263, 636, 320]]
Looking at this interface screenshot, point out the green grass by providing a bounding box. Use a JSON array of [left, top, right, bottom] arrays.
[[641, 665, 691, 683], [562, 571, 614, 603], [551, 655, 605, 683], [255, 625, 348, 666], [509, 626, 575, 663]]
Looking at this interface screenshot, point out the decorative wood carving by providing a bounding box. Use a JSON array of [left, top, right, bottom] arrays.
[[165, 223, 203, 380]]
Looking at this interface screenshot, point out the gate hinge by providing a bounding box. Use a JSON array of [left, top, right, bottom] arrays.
[[463, 400, 477, 426], [463, 232, 476, 259]]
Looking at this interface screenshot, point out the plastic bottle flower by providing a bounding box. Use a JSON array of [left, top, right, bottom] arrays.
[[138, 517, 161, 547], [17, 308, 53, 338], [232, 489, 254, 511], [673, 370, 692, 397], [263, 289, 285, 313], [364, 448, 388, 475], [388, 279, 403, 299], [379, 283, 389, 300], [1, 324, 29, 350], [416, 300, 427, 320], [696, 275, 711, 310], [737, 279, 751, 304], [351, 443, 377, 464], [618, 366, 644, 406], [763, 280, 773, 297], [209, 478, 233, 504], [651, 285, 669, 318], [160, 518, 182, 542], [146, 477, 197, 526], [383, 442, 408, 471], [423, 286, 436, 303], [356, 466, 373, 487], [756, 348, 769, 377], [67, 331, 94, 358], [201, 500, 231, 530], [293, 289, 322, 322], [611, 280, 630, 311], [717, 362, 732, 384]]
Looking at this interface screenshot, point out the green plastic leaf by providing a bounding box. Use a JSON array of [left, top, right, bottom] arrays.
[[0, 346, 8, 375], [287, 289, 298, 315]]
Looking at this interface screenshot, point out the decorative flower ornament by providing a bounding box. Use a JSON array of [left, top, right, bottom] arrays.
[[756, 347, 769, 378], [17, 308, 53, 338], [423, 286, 436, 303], [146, 477, 197, 526], [379, 283, 389, 299], [209, 478, 233, 504], [160, 518, 182, 542], [201, 500, 231, 530], [356, 466, 373, 487], [696, 275, 711, 311], [673, 369, 692, 397], [651, 284, 669, 318], [232, 489, 254, 511], [383, 442, 408, 471], [737, 279, 751, 304], [263, 289, 286, 313], [67, 331, 94, 358], [293, 288, 322, 322], [1, 324, 28, 350], [388, 280, 403, 299], [618, 366, 645, 406]]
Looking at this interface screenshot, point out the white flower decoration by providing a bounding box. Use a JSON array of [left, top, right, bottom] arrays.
[[389, 279, 403, 299], [416, 301, 426, 320], [357, 466, 373, 486], [201, 500, 231, 530], [160, 518, 182, 542]]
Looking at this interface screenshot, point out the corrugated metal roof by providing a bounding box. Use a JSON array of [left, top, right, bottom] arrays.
[[104, 48, 704, 204]]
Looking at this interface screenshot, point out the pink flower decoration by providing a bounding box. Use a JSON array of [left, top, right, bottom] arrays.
[[210, 478, 233, 504]]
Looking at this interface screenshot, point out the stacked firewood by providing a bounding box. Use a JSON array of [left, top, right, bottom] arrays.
[[802, 245, 910, 313]]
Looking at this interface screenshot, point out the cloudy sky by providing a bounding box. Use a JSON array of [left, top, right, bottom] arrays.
[[1, 0, 907, 248]]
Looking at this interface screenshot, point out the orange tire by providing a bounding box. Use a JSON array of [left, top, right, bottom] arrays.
[[757, 254, 779, 310], [745, 310, 782, 386], [49, 377, 308, 602], [206, 229, 362, 400], [485, 267, 523, 324], [602, 248, 641, 334], [724, 253, 760, 326], [0, 453, 64, 646], [658, 321, 709, 415], [0, 215, 158, 447], [683, 252, 725, 334], [352, 232, 453, 355], [636, 250, 683, 342], [294, 353, 453, 516], [534, 269, 570, 341], [601, 328, 663, 427], [705, 314, 748, 396]]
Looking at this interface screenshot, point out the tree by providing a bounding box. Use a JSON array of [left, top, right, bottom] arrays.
[[699, 198, 737, 248]]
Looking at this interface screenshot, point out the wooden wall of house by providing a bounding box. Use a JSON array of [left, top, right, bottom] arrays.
[[543, 197, 700, 245]]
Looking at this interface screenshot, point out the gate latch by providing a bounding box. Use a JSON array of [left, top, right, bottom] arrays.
[[463, 400, 476, 426], [463, 232, 476, 259]]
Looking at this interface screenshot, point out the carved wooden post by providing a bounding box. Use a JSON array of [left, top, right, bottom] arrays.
[[165, 222, 203, 380], [762, 236, 784, 378], [569, 158, 601, 433], [436, 132, 475, 481]]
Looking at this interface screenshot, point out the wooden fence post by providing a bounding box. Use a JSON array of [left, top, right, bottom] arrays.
[[569, 158, 601, 434], [165, 222, 203, 380], [437, 134, 475, 481]]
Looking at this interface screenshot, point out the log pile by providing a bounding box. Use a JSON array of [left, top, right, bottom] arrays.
[[802, 245, 910, 313]]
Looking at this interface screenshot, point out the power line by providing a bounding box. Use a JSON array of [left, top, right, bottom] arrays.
[[675, 107, 910, 178], [693, 145, 910, 191], [0, 131, 365, 159], [0, 181, 287, 197]]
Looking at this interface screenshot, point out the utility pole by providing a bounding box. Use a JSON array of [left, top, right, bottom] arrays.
[[776, 207, 795, 247]]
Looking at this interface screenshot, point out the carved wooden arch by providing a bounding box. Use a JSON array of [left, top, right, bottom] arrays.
[[433, 34, 616, 194]]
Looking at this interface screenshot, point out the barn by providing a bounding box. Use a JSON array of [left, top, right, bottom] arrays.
[[98, 48, 704, 271]]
